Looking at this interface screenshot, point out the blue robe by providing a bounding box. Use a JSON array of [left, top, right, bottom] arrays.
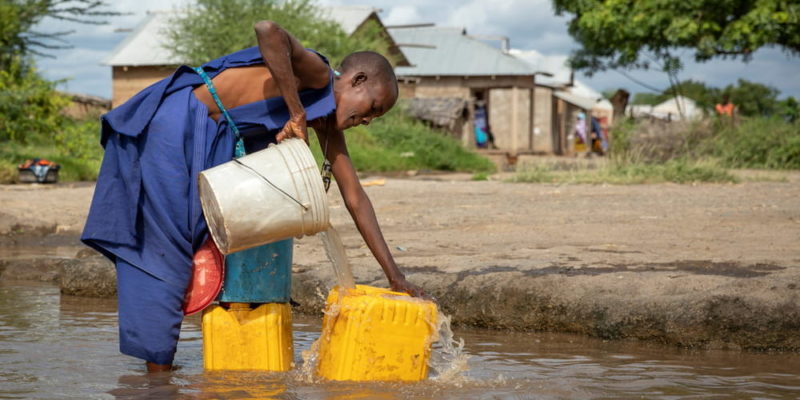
[[82, 46, 335, 286], [81, 47, 335, 363]]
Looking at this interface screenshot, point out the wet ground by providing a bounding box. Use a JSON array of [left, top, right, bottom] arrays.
[[2, 280, 800, 400], [2, 176, 800, 350]]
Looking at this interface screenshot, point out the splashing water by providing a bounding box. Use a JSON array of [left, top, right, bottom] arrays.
[[429, 312, 471, 383], [295, 338, 321, 383], [318, 224, 356, 290]]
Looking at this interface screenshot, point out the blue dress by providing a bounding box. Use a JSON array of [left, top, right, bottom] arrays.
[[81, 47, 336, 364]]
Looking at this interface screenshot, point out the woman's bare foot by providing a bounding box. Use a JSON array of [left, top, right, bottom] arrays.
[[146, 362, 173, 373]]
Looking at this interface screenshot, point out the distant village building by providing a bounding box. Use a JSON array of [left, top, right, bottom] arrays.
[[106, 7, 406, 107], [628, 96, 701, 121], [390, 27, 610, 155], [509, 49, 613, 155], [389, 26, 540, 153]]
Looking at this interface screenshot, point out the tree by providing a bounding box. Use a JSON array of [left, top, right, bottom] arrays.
[[0, 1, 118, 144], [553, 0, 800, 75], [725, 79, 780, 117], [609, 89, 630, 120], [631, 92, 664, 106], [630, 79, 785, 116], [779, 96, 799, 122], [0, 0, 119, 72], [164, 0, 394, 68], [0, 59, 69, 142]]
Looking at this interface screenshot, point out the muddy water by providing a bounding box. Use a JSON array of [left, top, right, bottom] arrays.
[[2, 281, 800, 399]]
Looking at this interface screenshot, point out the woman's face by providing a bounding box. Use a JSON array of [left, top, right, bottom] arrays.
[[333, 71, 397, 131]]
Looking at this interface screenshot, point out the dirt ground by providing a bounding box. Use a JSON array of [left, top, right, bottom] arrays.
[[1, 172, 799, 350]]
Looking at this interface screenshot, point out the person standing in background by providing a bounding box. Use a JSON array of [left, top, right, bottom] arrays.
[[574, 112, 589, 156], [474, 92, 497, 149], [715, 94, 736, 124]]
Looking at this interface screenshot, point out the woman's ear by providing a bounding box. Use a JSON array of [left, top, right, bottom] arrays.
[[351, 71, 368, 87]]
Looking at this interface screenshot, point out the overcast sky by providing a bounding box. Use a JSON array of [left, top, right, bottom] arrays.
[[35, 0, 799, 99]]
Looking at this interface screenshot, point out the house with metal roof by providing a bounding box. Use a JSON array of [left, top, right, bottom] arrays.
[[389, 26, 541, 154], [106, 7, 406, 107], [390, 26, 607, 155], [510, 48, 614, 155], [628, 96, 702, 121]]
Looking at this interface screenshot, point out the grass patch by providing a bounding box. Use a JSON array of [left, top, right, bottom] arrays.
[[0, 118, 102, 184], [511, 159, 738, 185], [310, 108, 495, 173], [709, 117, 800, 169], [0, 141, 102, 183], [471, 172, 490, 181], [511, 116, 796, 185], [1, 108, 494, 184]]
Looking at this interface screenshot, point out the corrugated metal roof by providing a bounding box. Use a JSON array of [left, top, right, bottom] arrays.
[[508, 48, 570, 86], [554, 90, 596, 110], [106, 6, 381, 67], [389, 27, 536, 77], [510, 48, 612, 111], [106, 11, 181, 66]]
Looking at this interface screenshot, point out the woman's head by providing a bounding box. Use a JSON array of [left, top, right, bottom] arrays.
[[333, 51, 398, 131]]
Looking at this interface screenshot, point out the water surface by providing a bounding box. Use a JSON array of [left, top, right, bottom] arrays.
[[1, 280, 799, 399]]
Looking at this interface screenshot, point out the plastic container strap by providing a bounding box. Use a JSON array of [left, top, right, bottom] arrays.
[[193, 66, 246, 158]]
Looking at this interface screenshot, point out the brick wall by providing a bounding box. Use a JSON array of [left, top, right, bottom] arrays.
[[111, 66, 175, 107]]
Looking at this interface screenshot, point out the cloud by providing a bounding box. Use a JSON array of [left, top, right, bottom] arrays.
[[31, 0, 800, 98], [383, 6, 423, 26], [443, 0, 575, 52]]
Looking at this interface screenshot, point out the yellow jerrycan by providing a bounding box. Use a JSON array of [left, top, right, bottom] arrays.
[[316, 285, 438, 381], [202, 302, 293, 371]]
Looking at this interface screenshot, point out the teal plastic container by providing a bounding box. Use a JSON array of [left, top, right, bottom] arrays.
[[218, 239, 292, 303]]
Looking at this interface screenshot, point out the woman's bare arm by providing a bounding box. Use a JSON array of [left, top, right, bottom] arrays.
[[253, 20, 330, 142], [314, 119, 426, 297]]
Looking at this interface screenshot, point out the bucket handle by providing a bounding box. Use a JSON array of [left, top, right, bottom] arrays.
[[232, 158, 309, 211]]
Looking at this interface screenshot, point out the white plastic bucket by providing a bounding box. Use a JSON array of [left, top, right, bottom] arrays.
[[198, 138, 329, 255]]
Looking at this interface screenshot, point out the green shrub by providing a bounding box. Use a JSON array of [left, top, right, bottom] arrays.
[[54, 118, 103, 163], [310, 109, 495, 174], [608, 116, 799, 171], [0, 139, 101, 183], [366, 108, 495, 173], [0, 117, 103, 184], [0, 60, 70, 143], [710, 117, 800, 169]]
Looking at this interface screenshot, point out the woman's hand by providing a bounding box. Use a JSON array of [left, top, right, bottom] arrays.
[[276, 113, 308, 143], [390, 277, 431, 300]]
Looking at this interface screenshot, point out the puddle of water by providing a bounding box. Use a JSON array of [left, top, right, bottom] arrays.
[[2, 280, 800, 399]]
